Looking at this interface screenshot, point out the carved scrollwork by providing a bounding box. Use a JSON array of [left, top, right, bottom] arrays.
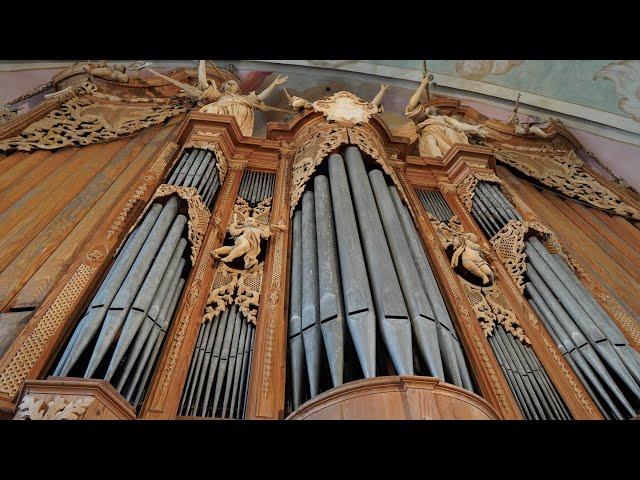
[[15, 395, 93, 420], [312, 91, 380, 125], [0, 96, 189, 152], [150, 184, 211, 264], [493, 145, 640, 220]]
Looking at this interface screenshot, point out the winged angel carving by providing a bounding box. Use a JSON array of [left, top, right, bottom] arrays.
[[149, 61, 292, 136], [213, 198, 285, 269]]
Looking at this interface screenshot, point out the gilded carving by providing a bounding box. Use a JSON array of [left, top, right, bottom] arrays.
[[493, 145, 640, 220], [15, 395, 93, 420], [0, 96, 189, 152]]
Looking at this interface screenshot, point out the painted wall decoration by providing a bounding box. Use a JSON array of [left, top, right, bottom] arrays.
[[594, 60, 640, 122], [454, 60, 524, 80]]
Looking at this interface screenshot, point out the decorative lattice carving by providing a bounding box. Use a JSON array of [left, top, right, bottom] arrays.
[[493, 145, 640, 220], [490, 220, 561, 292], [0, 264, 96, 398], [15, 395, 93, 420], [457, 171, 503, 211], [0, 96, 189, 152], [183, 136, 228, 183], [290, 123, 348, 215], [148, 184, 211, 264]]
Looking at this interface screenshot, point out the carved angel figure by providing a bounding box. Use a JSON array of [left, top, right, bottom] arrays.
[[149, 61, 291, 136], [84, 61, 130, 83], [507, 95, 553, 138], [451, 232, 495, 285], [406, 73, 489, 157], [213, 214, 285, 269]]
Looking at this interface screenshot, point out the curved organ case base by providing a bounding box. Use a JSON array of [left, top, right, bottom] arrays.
[[287, 376, 499, 420]]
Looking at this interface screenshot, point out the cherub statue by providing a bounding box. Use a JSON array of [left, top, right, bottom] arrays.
[[149, 61, 292, 136], [507, 93, 553, 138], [406, 72, 490, 157], [213, 214, 286, 269], [84, 61, 130, 83], [450, 231, 495, 285]]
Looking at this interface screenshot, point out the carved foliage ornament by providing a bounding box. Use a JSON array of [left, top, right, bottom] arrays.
[[461, 280, 530, 345], [15, 395, 94, 420], [493, 146, 640, 220], [0, 95, 189, 152]]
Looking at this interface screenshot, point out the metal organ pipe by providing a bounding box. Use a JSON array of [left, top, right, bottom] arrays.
[[287, 147, 476, 410], [52, 148, 222, 410], [469, 180, 640, 419], [178, 168, 275, 418]]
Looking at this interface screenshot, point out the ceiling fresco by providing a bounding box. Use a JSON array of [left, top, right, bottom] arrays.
[[365, 60, 639, 122]]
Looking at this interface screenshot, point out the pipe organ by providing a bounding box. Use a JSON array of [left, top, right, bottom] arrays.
[[1, 64, 640, 421]]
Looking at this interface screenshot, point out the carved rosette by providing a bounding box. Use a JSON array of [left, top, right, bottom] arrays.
[[149, 184, 211, 264], [312, 91, 380, 125], [457, 171, 503, 211], [493, 145, 640, 220], [490, 220, 562, 292], [15, 395, 94, 420], [0, 96, 189, 152]]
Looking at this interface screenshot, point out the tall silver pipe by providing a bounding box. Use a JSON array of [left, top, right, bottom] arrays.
[[344, 146, 413, 375], [84, 198, 179, 378], [55, 204, 163, 376], [389, 187, 470, 389], [116, 240, 187, 390], [288, 210, 304, 408], [369, 170, 443, 378], [301, 189, 322, 397], [201, 308, 231, 416], [313, 175, 345, 387], [106, 214, 187, 381], [327, 153, 376, 378], [212, 305, 238, 415]]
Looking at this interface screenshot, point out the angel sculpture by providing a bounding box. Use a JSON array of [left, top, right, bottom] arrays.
[[84, 61, 130, 83], [149, 61, 292, 136], [406, 72, 490, 157], [450, 231, 495, 285], [507, 93, 553, 138], [213, 212, 286, 269]]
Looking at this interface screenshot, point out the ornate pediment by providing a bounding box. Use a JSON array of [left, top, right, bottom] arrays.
[[312, 91, 380, 125]]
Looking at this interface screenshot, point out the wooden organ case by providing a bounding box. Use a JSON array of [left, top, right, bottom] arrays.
[[1, 69, 639, 421]]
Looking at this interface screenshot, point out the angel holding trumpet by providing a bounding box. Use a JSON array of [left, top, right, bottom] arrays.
[[148, 61, 293, 136]]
